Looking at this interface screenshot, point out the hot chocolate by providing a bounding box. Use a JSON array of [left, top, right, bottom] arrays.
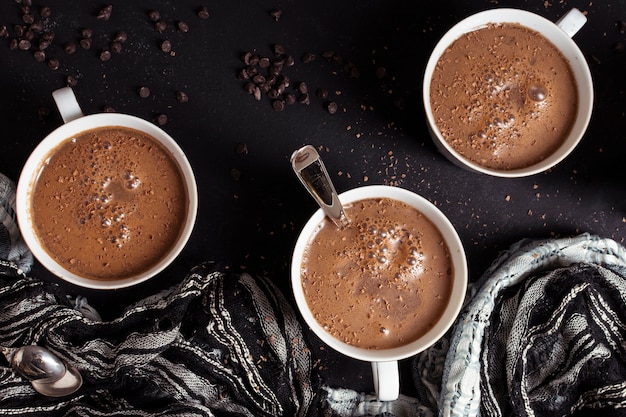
[[429, 23, 578, 170], [31, 126, 188, 281], [300, 197, 453, 350]]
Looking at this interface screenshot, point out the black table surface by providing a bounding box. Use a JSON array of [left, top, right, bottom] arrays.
[[1, 0, 625, 396]]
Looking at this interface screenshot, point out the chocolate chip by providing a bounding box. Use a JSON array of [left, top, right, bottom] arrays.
[[97, 5, 112, 21], [269, 9, 281, 21], [99, 49, 111, 61], [39, 6, 51, 18], [79, 38, 92, 50], [8, 39, 17, 50], [241, 52, 252, 65], [177, 21, 189, 33], [284, 55, 295, 67], [235, 142, 248, 155], [156, 114, 168, 125], [0, 25, 8, 38], [267, 88, 279, 99], [326, 101, 338, 114], [375, 66, 386, 79], [81, 28, 92, 38], [66, 75, 77, 87], [138, 86, 150, 98], [176, 91, 189, 103], [230, 168, 241, 181], [155, 20, 167, 33], [160, 40, 172, 53], [22, 14, 34, 25], [284, 93, 296, 105], [273, 43, 285, 56], [29, 21, 43, 33], [33, 49, 45, 61], [244, 82, 256, 94], [253, 86, 261, 100], [197, 7, 209, 19], [298, 93, 310, 105], [103, 105, 116, 112], [259, 57, 270, 68], [110, 41, 122, 53], [14, 25, 25, 37], [148, 10, 160, 22], [18, 39, 31, 50], [617, 20, 626, 34], [297, 82, 308, 94], [301, 52, 315, 63], [252, 74, 265, 84], [316, 88, 328, 100], [613, 41, 625, 52], [113, 31, 127, 43], [47, 57, 59, 70], [321, 50, 334, 60], [272, 99, 285, 112], [63, 41, 76, 54]]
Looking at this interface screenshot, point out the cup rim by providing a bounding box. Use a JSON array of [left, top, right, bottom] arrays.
[[291, 185, 468, 362], [16, 112, 198, 290], [422, 8, 594, 178]]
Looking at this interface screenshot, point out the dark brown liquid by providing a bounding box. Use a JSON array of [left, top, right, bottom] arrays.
[[32, 126, 188, 280], [430, 23, 578, 170], [300, 198, 453, 350]]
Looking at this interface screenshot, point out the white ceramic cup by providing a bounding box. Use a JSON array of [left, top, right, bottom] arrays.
[[16, 87, 198, 290], [422, 8, 593, 177], [291, 185, 467, 401]]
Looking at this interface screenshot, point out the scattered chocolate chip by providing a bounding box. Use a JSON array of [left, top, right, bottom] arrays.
[[160, 39, 172, 53], [47, 57, 59, 70], [297, 82, 308, 94], [33, 49, 45, 61], [618, 20, 626, 34], [14, 25, 25, 37], [0, 25, 8, 38], [22, 14, 34, 25], [301, 52, 315, 63], [81, 27, 92, 38], [321, 50, 334, 60], [66, 75, 78, 87], [253, 86, 261, 100], [273, 43, 285, 56], [613, 41, 625, 52], [375, 66, 387, 79], [316, 87, 328, 100], [103, 105, 116, 112], [269, 9, 281, 21], [155, 20, 167, 33], [267, 88, 279, 99], [177, 21, 189, 33], [156, 114, 168, 125], [244, 82, 256, 94], [326, 101, 338, 114], [272, 99, 285, 111], [176, 91, 189, 102], [113, 31, 127, 43], [97, 5, 113, 21], [63, 41, 76, 54], [298, 93, 310, 105], [79, 38, 92, 50], [8, 39, 18, 50], [18, 39, 31, 50], [241, 52, 252, 65], [230, 168, 241, 181], [29, 21, 43, 33], [284, 55, 295, 66], [259, 57, 270, 68], [110, 41, 122, 53], [23, 30, 34, 41], [138, 86, 150, 98], [99, 49, 111, 61], [252, 74, 265, 84], [284, 93, 296, 105], [197, 6, 209, 19], [148, 10, 160, 22], [39, 6, 51, 18], [235, 142, 248, 155]]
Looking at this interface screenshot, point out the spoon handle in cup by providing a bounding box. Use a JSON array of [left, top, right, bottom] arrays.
[[291, 145, 349, 228]]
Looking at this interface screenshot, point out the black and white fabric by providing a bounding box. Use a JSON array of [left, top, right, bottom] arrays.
[[1, 171, 625, 416], [0, 173, 32, 274], [441, 234, 626, 417]]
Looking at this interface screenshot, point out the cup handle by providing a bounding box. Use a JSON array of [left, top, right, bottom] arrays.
[[556, 8, 587, 38], [372, 361, 400, 401], [51, 87, 84, 124]]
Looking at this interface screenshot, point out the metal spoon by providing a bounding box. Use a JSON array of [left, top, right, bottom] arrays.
[[291, 145, 349, 228], [8, 345, 83, 397]]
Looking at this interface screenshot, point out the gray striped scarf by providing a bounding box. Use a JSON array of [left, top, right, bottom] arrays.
[[1, 171, 625, 416]]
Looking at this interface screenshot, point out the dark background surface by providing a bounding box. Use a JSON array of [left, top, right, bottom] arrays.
[[1, 0, 625, 396]]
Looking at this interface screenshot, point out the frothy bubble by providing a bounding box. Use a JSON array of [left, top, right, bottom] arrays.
[[527, 84, 547, 102]]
